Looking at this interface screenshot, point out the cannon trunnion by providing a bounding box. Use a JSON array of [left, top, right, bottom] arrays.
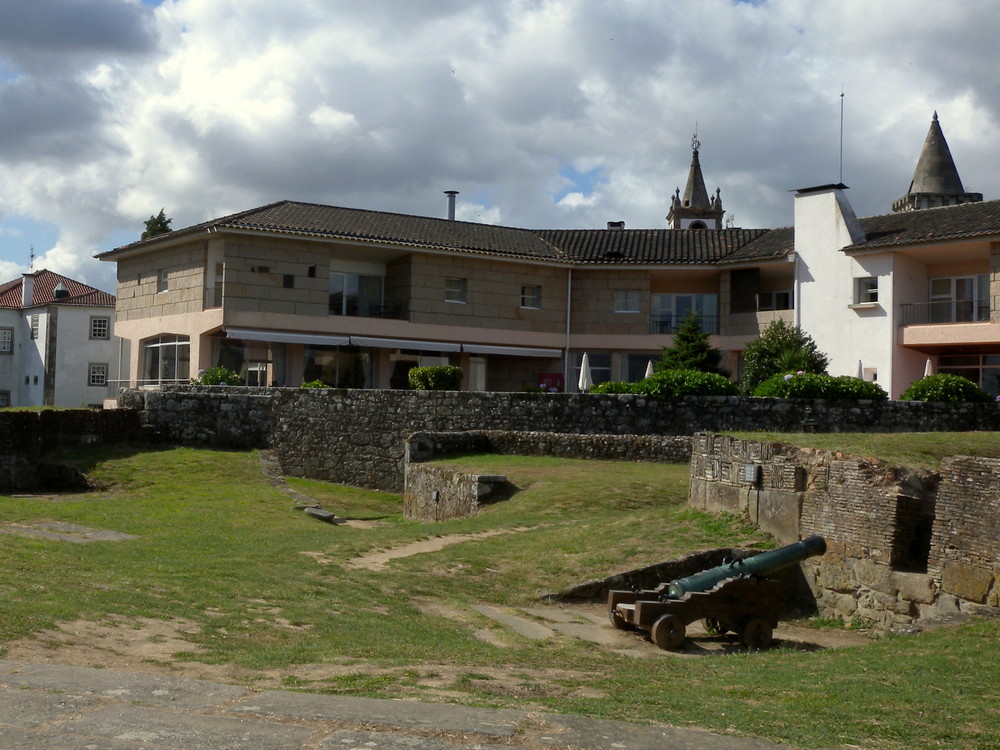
[[608, 535, 826, 650]]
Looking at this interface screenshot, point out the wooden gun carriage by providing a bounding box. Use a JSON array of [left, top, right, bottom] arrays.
[[608, 534, 826, 650]]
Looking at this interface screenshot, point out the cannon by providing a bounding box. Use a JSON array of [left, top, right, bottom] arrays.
[[608, 534, 826, 650]]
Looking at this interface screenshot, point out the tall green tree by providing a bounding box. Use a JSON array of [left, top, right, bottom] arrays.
[[740, 319, 829, 393], [141, 209, 173, 240], [656, 310, 729, 377]]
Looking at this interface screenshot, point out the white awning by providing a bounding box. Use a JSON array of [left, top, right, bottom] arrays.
[[224, 328, 350, 347], [349, 336, 461, 352], [462, 344, 562, 358]]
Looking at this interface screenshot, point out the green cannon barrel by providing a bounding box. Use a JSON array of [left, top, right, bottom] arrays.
[[665, 534, 826, 600]]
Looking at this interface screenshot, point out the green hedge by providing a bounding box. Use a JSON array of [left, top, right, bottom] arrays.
[[590, 369, 739, 397], [753, 372, 888, 400], [899, 373, 991, 403], [408, 365, 464, 391]]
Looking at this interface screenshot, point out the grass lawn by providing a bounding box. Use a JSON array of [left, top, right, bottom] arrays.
[[0, 443, 997, 749]]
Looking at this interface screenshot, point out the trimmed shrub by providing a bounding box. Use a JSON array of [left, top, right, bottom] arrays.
[[899, 374, 991, 403], [191, 366, 242, 386], [753, 372, 888, 401], [408, 365, 464, 391], [740, 320, 829, 394], [592, 369, 738, 397], [300, 380, 331, 389]]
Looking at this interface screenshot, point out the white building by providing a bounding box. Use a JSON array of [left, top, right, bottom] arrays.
[[0, 270, 119, 408]]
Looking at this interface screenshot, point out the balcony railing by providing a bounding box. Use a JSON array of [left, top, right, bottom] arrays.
[[649, 314, 719, 335], [899, 301, 991, 326]]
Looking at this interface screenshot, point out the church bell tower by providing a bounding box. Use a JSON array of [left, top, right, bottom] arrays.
[[667, 135, 725, 229]]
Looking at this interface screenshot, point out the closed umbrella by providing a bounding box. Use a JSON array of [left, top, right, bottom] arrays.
[[644, 360, 655, 379], [924, 358, 933, 378], [578, 353, 593, 393]]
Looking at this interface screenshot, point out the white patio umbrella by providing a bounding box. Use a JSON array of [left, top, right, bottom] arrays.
[[644, 359, 656, 379], [578, 353, 593, 393], [924, 358, 934, 378]]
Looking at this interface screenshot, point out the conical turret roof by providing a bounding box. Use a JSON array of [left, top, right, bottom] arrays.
[[893, 113, 982, 212], [682, 145, 712, 209]]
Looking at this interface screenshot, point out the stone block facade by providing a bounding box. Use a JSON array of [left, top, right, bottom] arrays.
[[689, 433, 999, 627]]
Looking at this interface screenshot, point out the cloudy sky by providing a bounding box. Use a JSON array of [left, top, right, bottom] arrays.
[[2, 0, 999, 293]]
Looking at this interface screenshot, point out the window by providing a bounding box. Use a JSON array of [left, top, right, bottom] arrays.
[[854, 277, 878, 305], [329, 272, 384, 316], [0, 391, 10, 408], [157, 269, 169, 293], [445, 277, 467, 304], [929, 274, 989, 323], [88, 363, 108, 387], [283, 274, 295, 289], [142, 335, 190, 384], [520, 285, 541, 309], [90, 317, 110, 340], [206, 262, 224, 308], [614, 289, 641, 313], [757, 290, 793, 311], [650, 293, 719, 333], [0, 327, 12, 354], [30, 315, 39, 340]]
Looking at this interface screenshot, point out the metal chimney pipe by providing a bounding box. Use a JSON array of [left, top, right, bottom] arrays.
[[444, 190, 459, 220]]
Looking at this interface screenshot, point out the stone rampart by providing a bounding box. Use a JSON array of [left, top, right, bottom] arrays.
[[689, 433, 999, 628], [0, 409, 142, 491], [120, 387, 1000, 492], [402, 429, 692, 521]]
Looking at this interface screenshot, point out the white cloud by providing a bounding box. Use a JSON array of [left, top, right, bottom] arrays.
[[2, 0, 1000, 291]]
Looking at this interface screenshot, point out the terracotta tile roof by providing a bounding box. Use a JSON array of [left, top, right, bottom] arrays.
[[534, 228, 772, 264], [102, 200, 785, 266], [851, 199, 1000, 250], [0, 269, 115, 309]]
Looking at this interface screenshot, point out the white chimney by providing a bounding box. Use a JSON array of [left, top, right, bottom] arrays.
[[21, 273, 35, 307], [444, 190, 459, 220]]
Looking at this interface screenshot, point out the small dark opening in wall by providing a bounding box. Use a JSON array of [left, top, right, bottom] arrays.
[[283, 274, 294, 289], [308, 265, 317, 278], [891, 494, 935, 573]]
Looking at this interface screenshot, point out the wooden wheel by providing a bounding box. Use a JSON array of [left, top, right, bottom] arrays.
[[739, 617, 773, 649], [609, 608, 633, 631], [650, 614, 686, 650]]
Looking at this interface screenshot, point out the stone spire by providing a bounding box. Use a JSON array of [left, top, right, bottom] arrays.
[[667, 135, 725, 229], [892, 112, 982, 213]]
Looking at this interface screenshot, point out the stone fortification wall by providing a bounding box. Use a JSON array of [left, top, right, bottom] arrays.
[[121, 386, 1000, 493], [402, 430, 692, 521], [689, 433, 999, 628], [0, 409, 142, 491]]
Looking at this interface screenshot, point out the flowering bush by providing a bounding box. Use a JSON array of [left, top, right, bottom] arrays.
[[753, 372, 888, 400], [899, 374, 991, 403], [191, 366, 243, 386]]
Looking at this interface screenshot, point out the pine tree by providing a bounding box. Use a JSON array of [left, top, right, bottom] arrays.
[[656, 310, 729, 376], [141, 209, 173, 240]]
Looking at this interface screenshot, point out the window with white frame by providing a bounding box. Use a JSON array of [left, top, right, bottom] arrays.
[[614, 289, 641, 313], [0, 327, 12, 354], [929, 274, 989, 323], [157, 269, 169, 293], [444, 277, 467, 304], [520, 285, 541, 309], [88, 363, 108, 387], [30, 315, 39, 340], [854, 277, 878, 304], [90, 316, 110, 340]]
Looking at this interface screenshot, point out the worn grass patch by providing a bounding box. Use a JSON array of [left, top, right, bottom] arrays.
[[0, 446, 997, 749]]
